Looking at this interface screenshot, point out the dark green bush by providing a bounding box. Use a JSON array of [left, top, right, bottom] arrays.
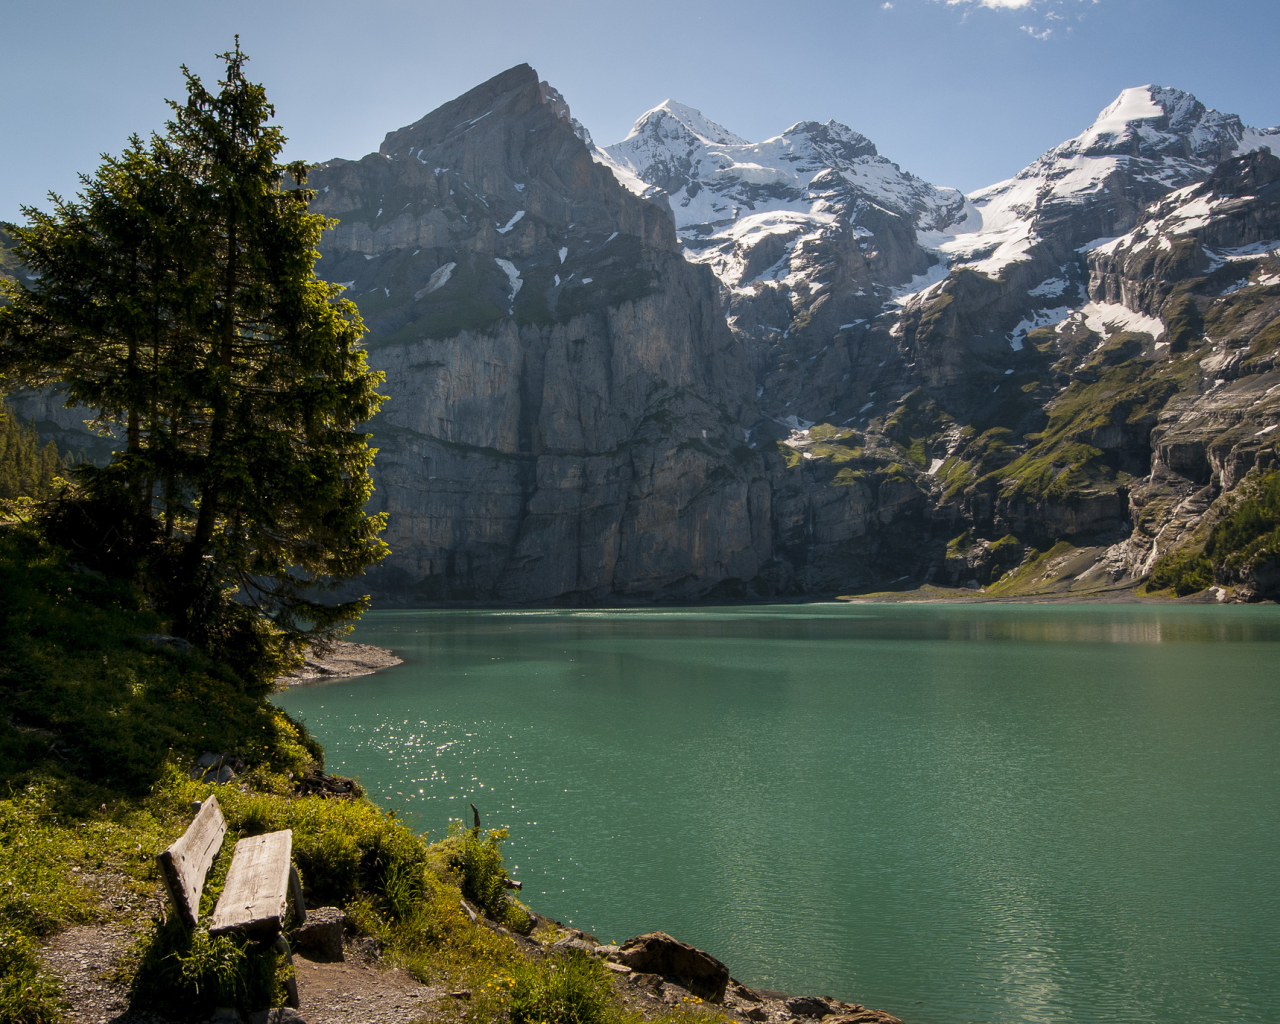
[[1147, 548, 1214, 596]]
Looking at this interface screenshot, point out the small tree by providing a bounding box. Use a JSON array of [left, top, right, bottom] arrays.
[[0, 42, 387, 675]]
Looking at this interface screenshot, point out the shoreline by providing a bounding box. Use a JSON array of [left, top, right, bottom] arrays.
[[274, 639, 403, 686]]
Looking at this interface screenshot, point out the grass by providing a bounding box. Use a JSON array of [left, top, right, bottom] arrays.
[[0, 526, 316, 793], [493, 950, 621, 1024], [0, 923, 65, 1024], [983, 541, 1076, 597]]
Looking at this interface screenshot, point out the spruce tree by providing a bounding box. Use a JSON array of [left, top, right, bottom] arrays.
[[0, 42, 387, 664]]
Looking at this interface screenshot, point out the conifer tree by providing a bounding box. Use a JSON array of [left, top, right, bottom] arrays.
[[0, 405, 65, 501], [0, 42, 387, 660]]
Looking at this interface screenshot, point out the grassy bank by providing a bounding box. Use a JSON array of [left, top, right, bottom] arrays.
[[0, 523, 727, 1024]]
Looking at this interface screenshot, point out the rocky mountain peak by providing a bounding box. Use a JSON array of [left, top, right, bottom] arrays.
[[625, 100, 750, 148], [1202, 144, 1280, 197], [782, 120, 879, 162], [376, 63, 543, 158], [1051, 84, 1246, 165]]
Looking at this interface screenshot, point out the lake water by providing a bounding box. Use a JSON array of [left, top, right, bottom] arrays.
[[274, 604, 1280, 1024]]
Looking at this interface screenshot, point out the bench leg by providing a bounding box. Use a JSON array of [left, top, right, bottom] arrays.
[[273, 934, 300, 1009], [288, 865, 307, 926]]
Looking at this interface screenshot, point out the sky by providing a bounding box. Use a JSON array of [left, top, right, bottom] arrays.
[[2, 0, 1278, 223]]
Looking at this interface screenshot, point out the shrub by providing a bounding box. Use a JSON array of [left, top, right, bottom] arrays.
[[1147, 549, 1214, 596], [499, 950, 619, 1024], [433, 821, 532, 933], [128, 919, 282, 1019]]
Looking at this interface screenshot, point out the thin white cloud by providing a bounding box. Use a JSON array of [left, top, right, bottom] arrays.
[[946, 0, 1034, 8], [882, 1, 894, 8], [938, 0, 1096, 9], [933, 0, 1094, 36]]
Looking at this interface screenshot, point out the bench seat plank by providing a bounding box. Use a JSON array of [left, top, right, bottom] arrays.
[[157, 796, 227, 929], [208, 830, 294, 938]]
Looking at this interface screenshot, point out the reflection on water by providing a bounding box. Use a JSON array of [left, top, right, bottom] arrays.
[[490, 603, 1280, 644], [275, 603, 1280, 1024]]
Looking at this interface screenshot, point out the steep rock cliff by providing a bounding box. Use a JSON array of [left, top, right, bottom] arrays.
[[307, 66, 766, 602]]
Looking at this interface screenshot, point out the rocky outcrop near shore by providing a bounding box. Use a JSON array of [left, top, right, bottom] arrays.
[[527, 919, 908, 1024], [275, 641, 403, 685]]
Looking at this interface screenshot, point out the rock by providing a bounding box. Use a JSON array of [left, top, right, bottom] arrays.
[[613, 931, 730, 1003], [449, 990, 472, 1000], [731, 981, 764, 1003], [291, 907, 344, 961], [746, 1007, 769, 1021], [604, 961, 632, 973], [785, 996, 834, 1018], [353, 936, 381, 961], [274, 640, 403, 686], [143, 633, 196, 653], [189, 752, 245, 785], [553, 937, 597, 955], [306, 64, 765, 606], [292, 768, 361, 800], [249, 1011, 308, 1024], [827, 1014, 904, 1024], [661, 982, 692, 1005]]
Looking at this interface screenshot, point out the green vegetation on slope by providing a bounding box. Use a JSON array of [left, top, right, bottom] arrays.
[[1147, 470, 1280, 595], [0, 525, 528, 1020], [1, 522, 729, 1024]]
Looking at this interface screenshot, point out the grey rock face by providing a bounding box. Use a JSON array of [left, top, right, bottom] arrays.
[[308, 66, 765, 603]]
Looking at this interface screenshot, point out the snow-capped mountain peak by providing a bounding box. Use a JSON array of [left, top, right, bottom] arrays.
[[599, 108, 964, 238], [624, 100, 750, 148], [921, 85, 1279, 281], [596, 108, 968, 304], [1064, 85, 1246, 163]]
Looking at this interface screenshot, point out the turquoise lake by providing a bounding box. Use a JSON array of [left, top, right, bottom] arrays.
[[273, 604, 1280, 1024]]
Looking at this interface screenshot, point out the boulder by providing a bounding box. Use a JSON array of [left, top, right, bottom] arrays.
[[292, 906, 345, 961], [786, 996, 834, 1018], [613, 931, 729, 1002], [189, 752, 245, 785]]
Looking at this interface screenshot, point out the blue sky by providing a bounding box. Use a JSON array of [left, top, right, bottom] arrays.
[[2, 0, 1277, 223]]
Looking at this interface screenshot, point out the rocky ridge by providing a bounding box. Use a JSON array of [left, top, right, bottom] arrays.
[[593, 85, 1280, 598], [8, 73, 1280, 601]]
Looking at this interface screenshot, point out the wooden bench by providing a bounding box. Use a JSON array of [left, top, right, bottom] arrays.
[[157, 796, 306, 1007]]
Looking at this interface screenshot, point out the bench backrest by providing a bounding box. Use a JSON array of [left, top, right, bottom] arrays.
[[208, 829, 295, 939], [157, 795, 227, 929]]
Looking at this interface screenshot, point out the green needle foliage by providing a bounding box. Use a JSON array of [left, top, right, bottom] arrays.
[[0, 41, 387, 676], [0, 405, 66, 502]]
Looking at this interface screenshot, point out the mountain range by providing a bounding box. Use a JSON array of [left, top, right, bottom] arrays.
[[10, 66, 1280, 602]]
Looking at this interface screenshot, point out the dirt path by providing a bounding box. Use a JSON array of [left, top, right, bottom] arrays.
[[291, 952, 443, 1024], [41, 919, 449, 1024], [40, 924, 167, 1024]]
